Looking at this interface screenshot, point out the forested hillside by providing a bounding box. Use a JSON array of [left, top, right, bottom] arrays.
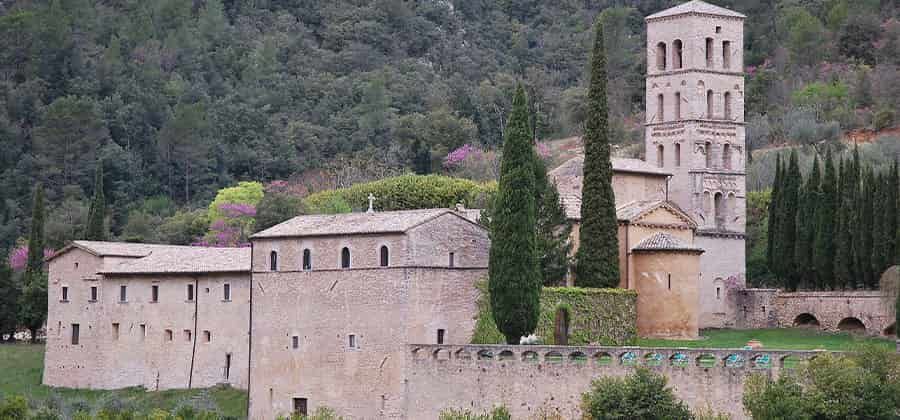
[[0, 0, 897, 256]]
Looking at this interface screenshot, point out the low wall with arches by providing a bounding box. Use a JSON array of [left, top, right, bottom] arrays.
[[737, 289, 894, 336], [405, 344, 826, 419]]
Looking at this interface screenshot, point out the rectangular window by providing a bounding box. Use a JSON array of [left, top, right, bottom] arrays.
[[61, 286, 69, 302], [165, 329, 173, 341], [151, 285, 159, 303], [140, 324, 146, 341], [71, 324, 80, 345], [90, 286, 98, 302], [204, 330, 211, 342], [437, 329, 445, 345], [349, 334, 357, 349], [292, 335, 299, 349], [112, 323, 119, 340], [187, 284, 194, 301], [225, 353, 231, 380], [449, 252, 455, 268], [223, 283, 231, 301], [293, 398, 308, 416], [184, 329, 192, 342], [716, 287, 721, 300], [667, 273, 672, 290], [119, 285, 127, 302]]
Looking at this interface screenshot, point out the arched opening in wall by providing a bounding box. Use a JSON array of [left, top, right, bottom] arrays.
[[674, 92, 681, 120], [656, 42, 667, 70], [837, 317, 866, 333], [883, 323, 896, 337], [657, 94, 664, 122], [723, 143, 732, 169], [269, 251, 278, 271], [793, 313, 820, 328], [722, 40, 732, 69], [724, 91, 732, 120], [302, 249, 311, 271], [657, 144, 665, 168], [705, 37, 714, 67], [703, 191, 712, 220], [554, 306, 570, 346], [706, 90, 714, 119], [341, 247, 350, 269], [714, 192, 725, 229], [379, 245, 389, 267], [674, 143, 681, 167], [705, 141, 712, 168], [672, 39, 683, 69]]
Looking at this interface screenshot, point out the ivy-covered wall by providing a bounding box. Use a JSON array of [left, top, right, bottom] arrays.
[[472, 283, 637, 345]]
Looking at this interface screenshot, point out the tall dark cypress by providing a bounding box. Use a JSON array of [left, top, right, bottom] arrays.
[[534, 157, 572, 286], [834, 158, 856, 290], [574, 18, 620, 288], [889, 161, 899, 265], [870, 172, 888, 286], [85, 160, 106, 241], [776, 150, 801, 289], [795, 155, 820, 289], [857, 168, 875, 288], [21, 184, 47, 343], [767, 155, 783, 276], [814, 150, 837, 289], [488, 85, 541, 344], [25, 185, 45, 274]]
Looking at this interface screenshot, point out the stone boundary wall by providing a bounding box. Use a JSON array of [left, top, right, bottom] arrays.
[[405, 344, 827, 419], [737, 289, 894, 335]]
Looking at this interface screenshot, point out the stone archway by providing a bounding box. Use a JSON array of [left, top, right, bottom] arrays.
[[793, 313, 820, 328], [837, 317, 866, 333], [883, 323, 896, 337]]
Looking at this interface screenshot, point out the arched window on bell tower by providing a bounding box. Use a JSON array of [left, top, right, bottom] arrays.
[[723, 144, 732, 169], [657, 144, 665, 168], [706, 90, 714, 119], [705, 38, 714, 68], [656, 42, 667, 70], [722, 41, 732, 69], [675, 143, 681, 167], [657, 94, 664, 122], [672, 40, 683, 69], [724, 91, 732, 120], [714, 192, 725, 229], [674, 92, 681, 120], [705, 141, 713, 168]]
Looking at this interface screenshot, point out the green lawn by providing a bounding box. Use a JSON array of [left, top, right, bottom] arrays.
[[0, 344, 247, 418], [637, 328, 895, 351]]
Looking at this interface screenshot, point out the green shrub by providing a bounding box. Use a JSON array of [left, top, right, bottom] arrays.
[[874, 108, 895, 131], [0, 395, 29, 419], [278, 407, 343, 420], [439, 406, 511, 420], [581, 369, 693, 420]]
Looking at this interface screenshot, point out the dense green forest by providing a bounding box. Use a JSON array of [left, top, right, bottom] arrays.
[[0, 0, 897, 259]]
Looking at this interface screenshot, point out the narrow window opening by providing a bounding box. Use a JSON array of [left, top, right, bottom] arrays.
[[657, 144, 665, 168], [269, 251, 278, 271], [667, 274, 672, 290], [449, 252, 455, 268], [112, 323, 119, 340], [184, 329, 192, 342], [187, 284, 194, 301], [90, 286, 98, 302], [341, 247, 350, 269], [204, 330, 211, 342], [724, 91, 732, 120], [716, 287, 721, 300], [140, 324, 146, 341], [656, 42, 667, 70], [225, 353, 231, 380], [302, 249, 311, 271], [722, 41, 731, 68], [151, 285, 159, 303], [672, 39, 683, 69], [715, 26, 722, 33], [71, 324, 80, 345], [675, 143, 681, 167], [74, 262, 79, 269], [706, 90, 714, 118], [705, 37, 714, 67], [293, 398, 308, 416], [674, 92, 681, 120], [349, 334, 357, 349], [657, 93, 664, 122], [223, 283, 231, 301], [292, 335, 299, 349], [380, 245, 389, 267], [714, 192, 725, 229], [61, 286, 69, 302], [723, 144, 732, 169], [437, 329, 446, 345], [705, 142, 713, 168], [165, 329, 173, 341], [120, 285, 127, 302]]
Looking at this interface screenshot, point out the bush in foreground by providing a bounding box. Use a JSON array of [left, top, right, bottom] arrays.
[[439, 406, 511, 420], [581, 368, 692, 420]]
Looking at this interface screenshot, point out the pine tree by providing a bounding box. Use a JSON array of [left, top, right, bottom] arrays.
[[534, 157, 572, 286], [814, 150, 837, 289], [85, 159, 106, 241], [794, 155, 820, 289], [574, 19, 620, 288], [20, 184, 47, 343], [488, 85, 541, 344], [767, 155, 783, 276], [776, 150, 801, 290]]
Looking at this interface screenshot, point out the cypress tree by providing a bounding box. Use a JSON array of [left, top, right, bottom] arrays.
[[767, 155, 783, 275], [889, 161, 899, 265], [574, 18, 620, 288], [776, 150, 801, 289], [814, 150, 837, 289], [488, 85, 541, 344], [534, 157, 572, 286], [835, 158, 856, 290], [85, 160, 106, 241], [858, 168, 875, 288], [412, 139, 431, 175], [871, 172, 888, 286], [20, 184, 47, 343], [795, 155, 820, 289]]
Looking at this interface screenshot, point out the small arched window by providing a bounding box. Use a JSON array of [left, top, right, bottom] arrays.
[[723, 144, 732, 169], [724, 91, 732, 120], [657, 144, 665, 168], [656, 42, 667, 70], [269, 251, 278, 271], [341, 247, 350, 269], [705, 141, 713, 168], [675, 143, 681, 167], [657, 94, 664, 122], [705, 37, 714, 68], [674, 92, 681, 120], [714, 192, 725, 229], [706, 90, 714, 119], [722, 41, 731, 69], [379, 246, 389, 267], [302, 249, 311, 271], [672, 39, 683, 69]]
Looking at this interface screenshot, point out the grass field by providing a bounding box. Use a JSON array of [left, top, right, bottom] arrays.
[[0, 344, 247, 418], [637, 328, 895, 351]]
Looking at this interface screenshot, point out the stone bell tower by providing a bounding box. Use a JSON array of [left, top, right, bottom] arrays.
[[644, 0, 747, 328]]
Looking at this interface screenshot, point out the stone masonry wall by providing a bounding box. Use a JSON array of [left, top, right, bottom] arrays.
[[406, 344, 825, 420], [737, 289, 893, 335]]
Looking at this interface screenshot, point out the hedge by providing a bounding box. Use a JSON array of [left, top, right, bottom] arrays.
[[303, 174, 496, 213]]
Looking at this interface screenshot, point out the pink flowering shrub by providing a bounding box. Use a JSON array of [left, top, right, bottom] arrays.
[[193, 203, 256, 248], [443, 144, 478, 169], [535, 142, 551, 160], [8, 246, 56, 271]]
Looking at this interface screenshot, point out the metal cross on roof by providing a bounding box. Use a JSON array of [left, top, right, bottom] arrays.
[[367, 193, 376, 214]]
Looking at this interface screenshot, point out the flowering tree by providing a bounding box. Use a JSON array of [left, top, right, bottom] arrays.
[[8, 246, 56, 272], [193, 203, 256, 247]]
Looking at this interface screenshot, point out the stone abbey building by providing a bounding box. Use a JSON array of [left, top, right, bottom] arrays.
[[43, 1, 753, 418]]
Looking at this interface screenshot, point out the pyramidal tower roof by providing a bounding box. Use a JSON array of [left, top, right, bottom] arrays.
[[646, 0, 746, 20]]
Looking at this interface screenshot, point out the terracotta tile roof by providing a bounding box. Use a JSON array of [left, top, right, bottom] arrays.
[[100, 247, 250, 274], [251, 208, 478, 239], [632, 232, 704, 253], [615, 200, 696, 227], [646, 0, 745, 20], [47, 240, 197, 262]]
